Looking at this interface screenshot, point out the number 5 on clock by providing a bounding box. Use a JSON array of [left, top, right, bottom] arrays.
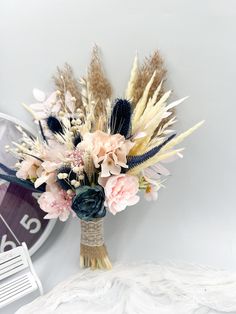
[[20, 215, 41, 234]]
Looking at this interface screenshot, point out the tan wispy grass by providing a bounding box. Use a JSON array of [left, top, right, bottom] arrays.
[[87, 46, 112, 127], [131, 51, 166, 105], [126, 51, 175, 142], [53, 63, 83, 110]]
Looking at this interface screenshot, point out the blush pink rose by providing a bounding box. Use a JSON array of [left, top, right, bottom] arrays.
[[99, 174, 140, 215]]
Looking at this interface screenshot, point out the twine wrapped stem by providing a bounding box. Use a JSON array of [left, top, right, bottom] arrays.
[[80, 218, 112, 270]]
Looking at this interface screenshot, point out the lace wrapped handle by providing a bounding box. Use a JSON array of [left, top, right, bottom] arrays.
[[80, 218, 112, 270]]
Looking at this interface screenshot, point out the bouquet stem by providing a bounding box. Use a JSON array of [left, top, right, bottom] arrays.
[[80, 218, 112, 270]]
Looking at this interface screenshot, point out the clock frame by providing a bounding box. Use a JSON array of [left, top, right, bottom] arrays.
[[0, 112, 56, 256]]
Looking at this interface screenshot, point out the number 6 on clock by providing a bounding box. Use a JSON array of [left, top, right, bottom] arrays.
[[0, 234, 17, 252], [20, 215, 41, 234]]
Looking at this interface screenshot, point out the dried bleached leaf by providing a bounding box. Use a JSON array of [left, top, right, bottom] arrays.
[[128, 148, 184, 175], [132, 71, 157, 125], [160, 120, 205, 152], [129, 120, 204, 173], [33, 88, 46, 102], [125, 55, 138, 100]]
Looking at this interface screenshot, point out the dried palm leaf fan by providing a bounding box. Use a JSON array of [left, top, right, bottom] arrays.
[[0, 47, 203, 270]]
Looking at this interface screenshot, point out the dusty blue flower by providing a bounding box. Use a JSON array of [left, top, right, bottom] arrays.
[[72, 185, 106, 221]]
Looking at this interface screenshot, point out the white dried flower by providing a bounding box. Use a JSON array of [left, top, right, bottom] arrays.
[[57, 173, 68, 179], [57, 173, 64, 179], [73, 166, 80, 173], [74, 182, 81, 188]]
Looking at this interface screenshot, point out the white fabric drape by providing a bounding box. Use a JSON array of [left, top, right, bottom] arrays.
[[16, 262, 236, 314]]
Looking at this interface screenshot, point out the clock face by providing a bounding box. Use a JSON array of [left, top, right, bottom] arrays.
[[0, 113, 56, 255]]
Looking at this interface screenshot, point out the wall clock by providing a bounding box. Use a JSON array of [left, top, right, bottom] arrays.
[[0, 113, 56, 256]]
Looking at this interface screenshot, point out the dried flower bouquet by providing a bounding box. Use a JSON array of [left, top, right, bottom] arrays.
[[0, 48, 203, 270]]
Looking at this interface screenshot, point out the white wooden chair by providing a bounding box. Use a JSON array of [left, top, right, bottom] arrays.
[[0, 242, 43, 309]]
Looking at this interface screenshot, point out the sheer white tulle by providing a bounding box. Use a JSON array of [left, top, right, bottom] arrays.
[[16, 263, 236, 314]]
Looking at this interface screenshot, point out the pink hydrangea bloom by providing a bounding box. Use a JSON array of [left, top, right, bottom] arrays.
[[38, 185, 74, 222], [99, 174, 140, 215], [79, 131, 133, 177]]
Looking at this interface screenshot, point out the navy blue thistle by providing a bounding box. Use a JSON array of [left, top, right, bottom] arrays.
[[110, 99, 132, 138], [127, 133, 176, 169], [46, 116, 64, 134], [73, 133, 82, 147]]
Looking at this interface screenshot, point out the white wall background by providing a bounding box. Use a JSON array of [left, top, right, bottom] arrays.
[[1, 0, 235, 312]]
